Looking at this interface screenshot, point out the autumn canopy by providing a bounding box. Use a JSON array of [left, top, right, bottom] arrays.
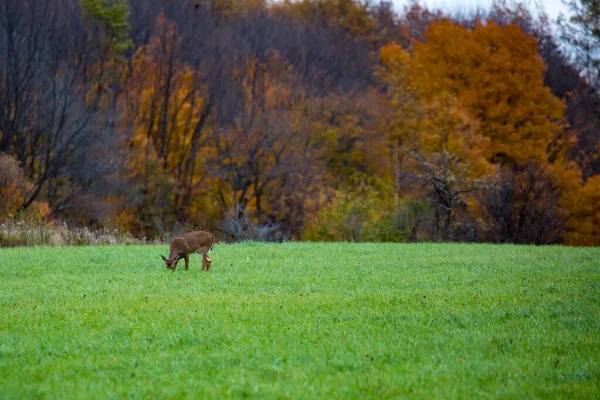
[[0, 0, 598, 245]]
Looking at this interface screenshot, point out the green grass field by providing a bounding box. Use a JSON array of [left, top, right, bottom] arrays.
[[1, 243, 599, 399]]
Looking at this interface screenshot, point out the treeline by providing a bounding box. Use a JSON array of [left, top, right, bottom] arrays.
[[0, 0, 599, 245]]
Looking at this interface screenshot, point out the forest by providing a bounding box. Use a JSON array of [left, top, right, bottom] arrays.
[[0, 0, 599, 245]]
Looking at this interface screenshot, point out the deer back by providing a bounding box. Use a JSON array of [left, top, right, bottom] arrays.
[[176, 231, 214, 254]]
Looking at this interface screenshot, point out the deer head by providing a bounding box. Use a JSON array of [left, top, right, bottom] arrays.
[[161, 254, 181, 270]]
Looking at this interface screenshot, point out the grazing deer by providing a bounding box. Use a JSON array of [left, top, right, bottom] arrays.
[[161, 231, 215, 271]]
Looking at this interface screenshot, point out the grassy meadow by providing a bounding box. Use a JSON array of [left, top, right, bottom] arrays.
[[0, 242, 599, 399]]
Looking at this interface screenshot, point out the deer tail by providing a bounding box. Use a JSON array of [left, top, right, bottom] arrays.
[[208, 235, 215, 253]]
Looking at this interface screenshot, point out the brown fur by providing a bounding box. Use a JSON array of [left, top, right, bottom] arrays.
[[161, 231, 215, 272]]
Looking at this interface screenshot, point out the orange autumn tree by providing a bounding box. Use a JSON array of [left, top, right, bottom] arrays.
[[568, 175, 600, 245], [409, 20, 565, 165], [380, 19, 599, 244], [298, 90, 396, 242], [122, 14, 216, 235], [378, 43, 494, 239], [211, 48, 329, 239], [412, 19, 600, 245]]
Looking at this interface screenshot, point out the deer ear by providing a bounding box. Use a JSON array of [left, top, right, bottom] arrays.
[[161, 255, 168, 262]]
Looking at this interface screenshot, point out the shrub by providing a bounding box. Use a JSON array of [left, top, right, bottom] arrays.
[[365, 199, 435, 242], [0, 154, 30, 219]]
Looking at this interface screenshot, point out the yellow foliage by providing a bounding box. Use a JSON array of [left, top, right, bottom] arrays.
[[564, 174, 600, 246], [379, 43, 411, 71], [377, 22, 600, 245], [410, 20, 565, 165], [378, 40, 495, 185]]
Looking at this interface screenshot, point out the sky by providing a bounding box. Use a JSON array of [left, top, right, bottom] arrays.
[[390, 0, 571, 20]]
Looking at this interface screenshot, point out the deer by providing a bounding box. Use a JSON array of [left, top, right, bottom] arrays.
[[161, 231, 215, 272]]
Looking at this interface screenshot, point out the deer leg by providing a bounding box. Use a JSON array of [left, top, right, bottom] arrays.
[[205, 255, 212, 271], [198, 251, 205, 271], [184, 254, 190, 270]]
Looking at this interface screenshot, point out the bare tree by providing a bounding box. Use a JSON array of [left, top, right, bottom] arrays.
[[477, 162, 566, 244], [0, 0, 120, 215]]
